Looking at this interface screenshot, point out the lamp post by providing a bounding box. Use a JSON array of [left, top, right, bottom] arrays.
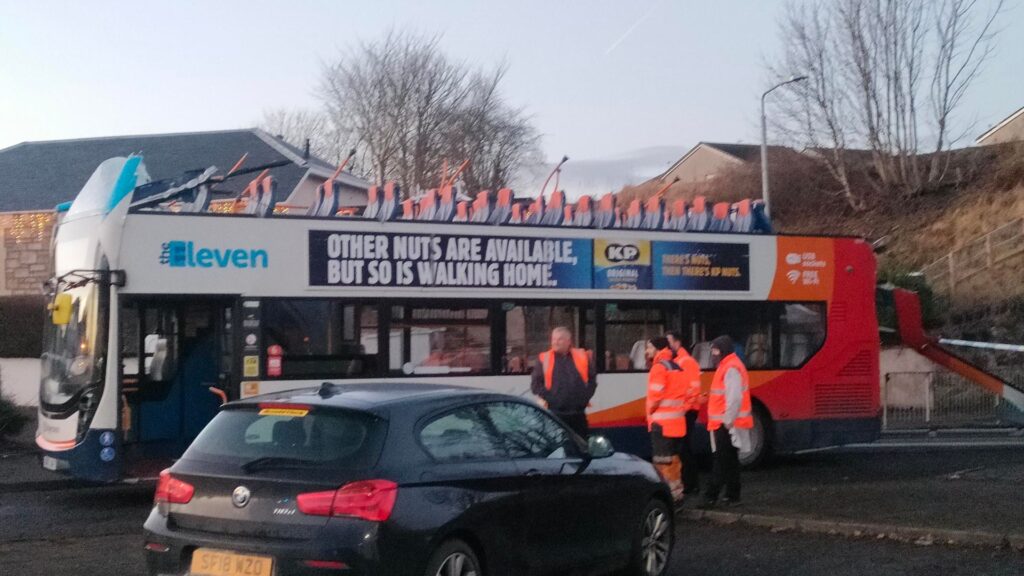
[[760, 75, 807, 218]]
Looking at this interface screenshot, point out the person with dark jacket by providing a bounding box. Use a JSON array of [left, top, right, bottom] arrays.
[[530, 327, 597, 438]]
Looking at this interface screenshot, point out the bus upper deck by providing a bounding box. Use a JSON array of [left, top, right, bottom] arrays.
[[38, 156, 880, 482]]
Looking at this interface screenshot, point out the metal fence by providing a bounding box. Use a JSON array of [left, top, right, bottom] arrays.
[[921, 217, 1024, 297], [882, 371, 1002, 430]]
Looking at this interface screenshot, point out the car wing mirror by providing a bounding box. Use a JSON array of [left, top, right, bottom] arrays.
[[587, 435, 615, 458]]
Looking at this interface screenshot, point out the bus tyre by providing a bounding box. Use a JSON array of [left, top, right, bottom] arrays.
[[623, 498, 673, 576], [424, 538, 483, 576], [738, 404, 773, 469]]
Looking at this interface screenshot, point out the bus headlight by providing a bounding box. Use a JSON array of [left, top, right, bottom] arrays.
[[69, 356, 90, 377]]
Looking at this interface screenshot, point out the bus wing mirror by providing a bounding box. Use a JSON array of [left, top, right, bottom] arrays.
[[50, 293, 73, 325]]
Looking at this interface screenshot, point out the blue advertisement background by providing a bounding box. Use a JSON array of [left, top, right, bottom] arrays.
[[652, 241, 750, 291]]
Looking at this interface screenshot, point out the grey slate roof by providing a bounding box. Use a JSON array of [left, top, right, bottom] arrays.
[[702, 142, 790, 163], [0, 128, 365, 212]]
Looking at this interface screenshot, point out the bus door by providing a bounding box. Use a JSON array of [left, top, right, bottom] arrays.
[[121, 299, 234, 464]]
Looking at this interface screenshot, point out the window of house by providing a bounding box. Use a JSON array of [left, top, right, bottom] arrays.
[[389, 306, 491, 375], [262, 300, 378, 378], [503, 305, 583, 375]]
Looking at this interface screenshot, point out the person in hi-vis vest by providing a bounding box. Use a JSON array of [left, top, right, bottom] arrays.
[[530, 327, 597, 438], [645, 337, 687, 503], [702, 335, 753, 507], [666, 330, 704, 496]]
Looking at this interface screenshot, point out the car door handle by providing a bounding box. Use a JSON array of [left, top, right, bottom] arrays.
[[524, 469, 542, 477]]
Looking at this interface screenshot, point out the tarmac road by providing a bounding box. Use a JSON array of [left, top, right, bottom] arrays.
[[1, 444, 1022, 575]]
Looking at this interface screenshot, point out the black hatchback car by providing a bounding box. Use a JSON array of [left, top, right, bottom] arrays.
[[143, 383, 674, 576]]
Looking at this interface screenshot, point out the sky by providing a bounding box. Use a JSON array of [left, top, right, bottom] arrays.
[[1, 0, 1021, 161]]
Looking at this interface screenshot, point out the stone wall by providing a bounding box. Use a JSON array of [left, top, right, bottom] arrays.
[[0, 211, 54, 296]]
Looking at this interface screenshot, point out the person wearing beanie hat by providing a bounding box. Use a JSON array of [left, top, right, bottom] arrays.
[[702, 335, 752, 508]]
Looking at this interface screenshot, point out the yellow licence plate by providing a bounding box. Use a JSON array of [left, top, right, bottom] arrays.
[[190, 548, 274, 576]]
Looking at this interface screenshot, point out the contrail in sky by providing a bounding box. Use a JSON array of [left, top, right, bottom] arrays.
[[605, 0, 663, 55]]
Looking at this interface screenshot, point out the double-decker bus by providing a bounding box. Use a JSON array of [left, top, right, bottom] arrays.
[[37, 156, 880, 482]]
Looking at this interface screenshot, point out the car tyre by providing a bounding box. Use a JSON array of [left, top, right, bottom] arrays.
[[424, 538, 483, 576], [623, 498, 673, 576]]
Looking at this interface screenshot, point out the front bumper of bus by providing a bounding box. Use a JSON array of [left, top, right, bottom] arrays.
[[37, 428, 122, 483]]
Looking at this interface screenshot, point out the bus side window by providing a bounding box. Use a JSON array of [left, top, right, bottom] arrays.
[[602, 304, 666, 372], [779, 303, 826, 368], [504, 305, 581, 375]]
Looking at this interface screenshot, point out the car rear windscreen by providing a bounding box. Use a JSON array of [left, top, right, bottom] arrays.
[[182, 406, 387, 470]]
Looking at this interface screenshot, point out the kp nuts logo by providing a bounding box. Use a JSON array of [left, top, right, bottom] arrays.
[[604, 243, 642, 263], [160, 241, 269, 269]]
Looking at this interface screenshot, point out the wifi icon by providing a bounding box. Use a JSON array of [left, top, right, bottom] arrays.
[[787, 270, 800, 284]]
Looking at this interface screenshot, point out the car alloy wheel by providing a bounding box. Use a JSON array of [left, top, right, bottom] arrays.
[[435, 552, 478, 576], [641, 506, 671, 576]]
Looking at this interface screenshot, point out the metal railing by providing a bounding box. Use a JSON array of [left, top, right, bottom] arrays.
[[921, 217, 1024, 297], [882, 371, 1002, 430]]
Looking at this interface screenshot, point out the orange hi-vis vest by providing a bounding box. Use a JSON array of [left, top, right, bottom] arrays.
[[646, 349, 688, 437], [674, 350, 703, 410], [707, 353, 753, 430], [539, 348, 589, 390]]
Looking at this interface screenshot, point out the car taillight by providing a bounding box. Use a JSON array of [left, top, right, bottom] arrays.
[[154, 469, 195, 505], [297, 479, 398, 522]]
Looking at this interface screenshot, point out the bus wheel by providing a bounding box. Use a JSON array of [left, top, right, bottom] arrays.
[[739, 404, 772, 468]]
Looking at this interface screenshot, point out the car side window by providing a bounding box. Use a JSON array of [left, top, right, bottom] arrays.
[[482, 402, 579, 459], [419, 406, 507, 462]]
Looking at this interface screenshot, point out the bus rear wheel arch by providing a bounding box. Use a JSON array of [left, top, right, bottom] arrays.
[[739, 401, 773, 469]]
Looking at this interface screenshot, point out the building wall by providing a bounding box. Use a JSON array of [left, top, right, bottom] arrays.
[[979, 113, 1024, 145], [0, 211, 54, 296], [286, 175, 369, 211], [662, 146, 743, 183], [0, 357, 40, 406]]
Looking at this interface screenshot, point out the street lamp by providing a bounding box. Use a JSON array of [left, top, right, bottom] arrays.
[[760, 75, 807, 218]]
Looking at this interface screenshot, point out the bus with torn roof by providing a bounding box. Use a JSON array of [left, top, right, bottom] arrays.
[[36, 155, 880, 482]]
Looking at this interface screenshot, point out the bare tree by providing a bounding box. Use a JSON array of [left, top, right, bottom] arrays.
[[772, 0, 1004, 202], [772, 2, 866, 209], [317, 30, 541, 193], [258, 108, 351, 165], [929, 0, 1004, 182]]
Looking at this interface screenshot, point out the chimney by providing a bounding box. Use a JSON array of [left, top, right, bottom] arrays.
[[303, 138, 310, 160]]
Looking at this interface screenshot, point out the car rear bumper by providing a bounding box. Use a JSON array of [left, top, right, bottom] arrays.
[[143, 509, 390, 576]]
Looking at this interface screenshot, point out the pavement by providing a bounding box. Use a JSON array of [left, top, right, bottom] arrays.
[[687, 437, 1024, 544]]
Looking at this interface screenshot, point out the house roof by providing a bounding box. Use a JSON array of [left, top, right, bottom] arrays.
[[0, 128, 366, 212], [976, 106, 1024, 145], [659, 141, 792, 180]]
